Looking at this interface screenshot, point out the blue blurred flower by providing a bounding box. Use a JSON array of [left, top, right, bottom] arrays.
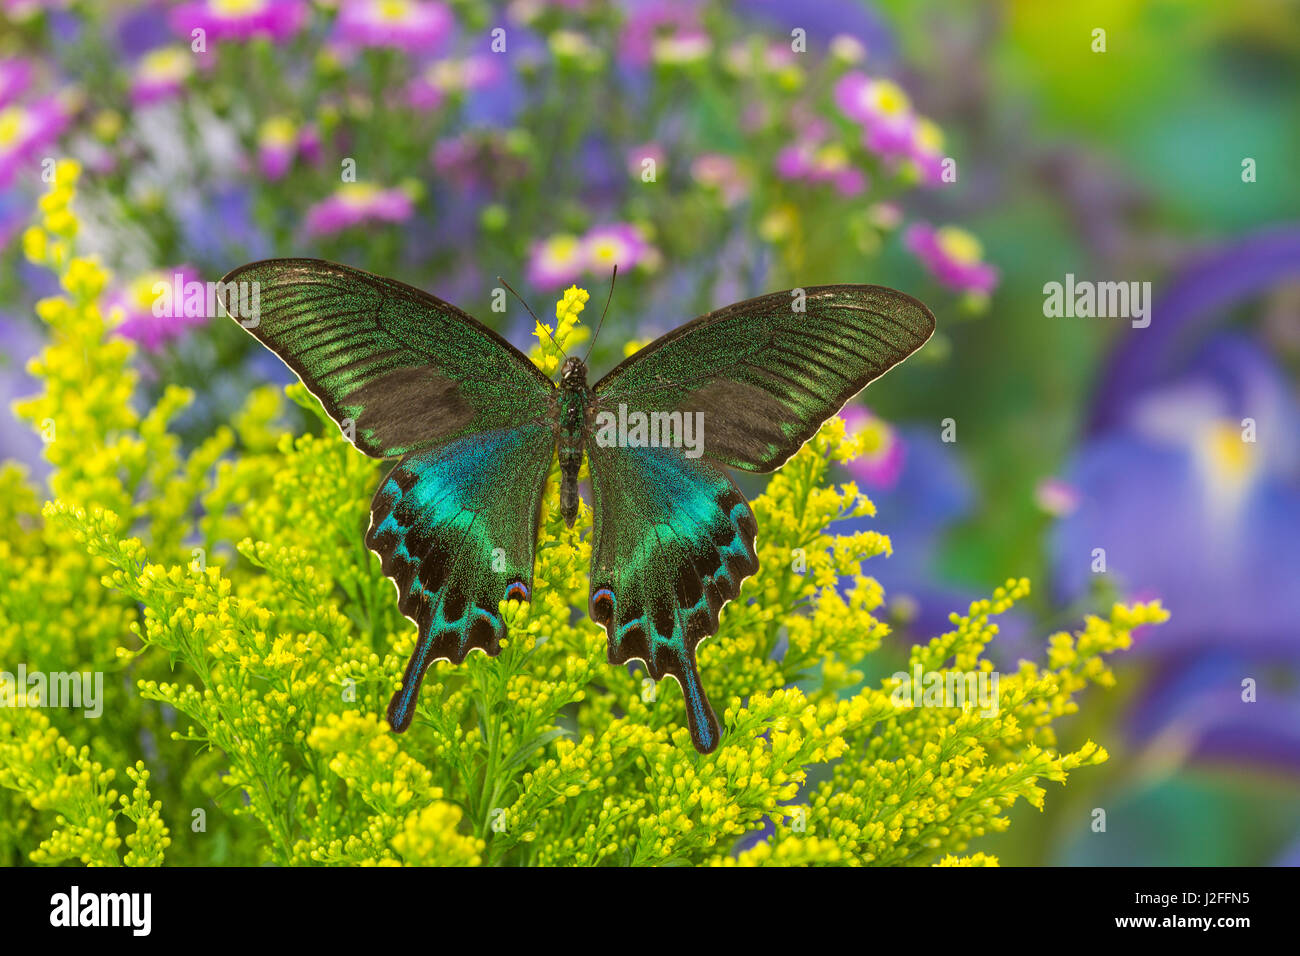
[[1052, 227, 1300, 780]]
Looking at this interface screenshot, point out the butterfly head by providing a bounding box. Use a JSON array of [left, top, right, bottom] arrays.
[[559, 356, 588, 389]]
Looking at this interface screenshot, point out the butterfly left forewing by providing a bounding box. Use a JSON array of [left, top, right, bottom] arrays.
[[585, 440, 758, 754], [219, 258, 554, 459]]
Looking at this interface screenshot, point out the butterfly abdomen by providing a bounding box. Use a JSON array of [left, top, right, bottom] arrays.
[[556, 373, 590, 529]]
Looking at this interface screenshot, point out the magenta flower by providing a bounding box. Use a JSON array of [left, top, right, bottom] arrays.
[[0, 58, 31, 110], [304, 183, 414, 237], [904, 222, 998, 296], [332, 0, 452, 54], [109, 266, 208, 352], [131, 48, 193, 106], [406, 75, 445, 111], [0, 96, 70, 189], [169, 0, 309, 44], [297, 124, 322, 165], [840, 405, 905, 489], [835, 72, 916, 157], [775, 139, 867, 197]]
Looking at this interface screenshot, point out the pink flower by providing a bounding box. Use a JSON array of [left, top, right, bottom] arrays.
[[527, 234, 584, 288], [1035, 477, 1081, 517], [0, 95, 70, 189], [904, 222, 998, 296], [580, 224, 649, 275], [131, 48, 193, 107], [840, 405, 905, 489], [332, 0, 452, 54], [303, 183, 414, 236], [691, 152, 747, 206], [110, 266, 208, 352], [0, 58, 32, 110], [169, 0, 310, 44], [619, 1, 702, 67], [527, 224, 655, 289], [407, 55, 498, 108], [835, 72, 916, 157], [627, 142, 664, 179]]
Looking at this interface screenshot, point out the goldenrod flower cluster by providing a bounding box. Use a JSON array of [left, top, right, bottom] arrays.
[[0, 173, 1168, 866]]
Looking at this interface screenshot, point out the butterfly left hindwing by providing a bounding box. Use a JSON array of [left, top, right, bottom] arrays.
[[219, 259, 557, 733], [368, 424, 554, 731]]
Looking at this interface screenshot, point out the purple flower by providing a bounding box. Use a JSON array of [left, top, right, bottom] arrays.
[[169, 0, 309, 44], [904, 222, 998, 296], [303, 183, 414, 236], [131, 47, 193, 106], [1056, 227, 1300, 783], [0, 95, 71, 190], [1055, 335, 1300, 656], [296, 123, 321, 165], [0, 58, 32, 110], [332, 0, 452, 54], [109, 266, 208, 352], [526, 224, 655, 289]]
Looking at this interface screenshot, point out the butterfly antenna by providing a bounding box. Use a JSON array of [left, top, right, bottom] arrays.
[[582, 264, 617, 366], [499, 275, 567, 360]]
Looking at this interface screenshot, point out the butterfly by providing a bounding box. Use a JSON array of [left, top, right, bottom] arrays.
[[219, 259, 934, 753]]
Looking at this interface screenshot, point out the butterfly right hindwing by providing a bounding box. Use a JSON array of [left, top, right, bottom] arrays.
[[585, 440, 759, 754]]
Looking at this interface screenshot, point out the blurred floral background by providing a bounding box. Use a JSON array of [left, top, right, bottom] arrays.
[[0, 0, 1297, 865]]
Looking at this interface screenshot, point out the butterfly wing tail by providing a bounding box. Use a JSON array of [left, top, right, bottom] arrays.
[[387, 633, 439, 733], [672, 653, 721, 754]]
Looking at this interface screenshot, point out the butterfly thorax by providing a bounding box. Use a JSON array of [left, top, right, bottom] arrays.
[[556, 357, 591, 528]]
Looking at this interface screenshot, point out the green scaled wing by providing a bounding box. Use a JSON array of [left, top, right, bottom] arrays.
[[218, 258, 554, 459], [593, 284, 934, 472]]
